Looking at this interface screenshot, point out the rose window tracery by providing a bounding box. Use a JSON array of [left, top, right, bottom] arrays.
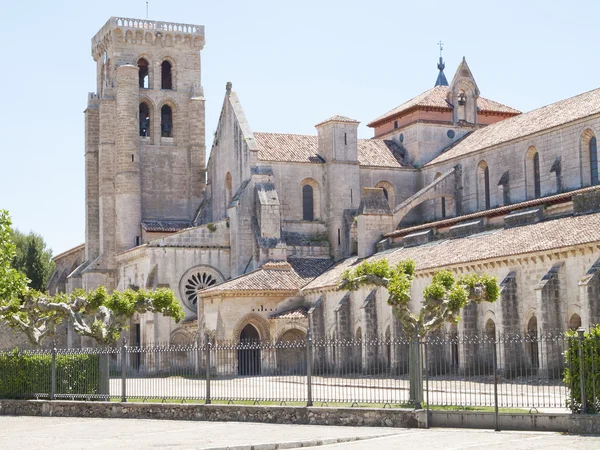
[[182, 271, 218, 310]]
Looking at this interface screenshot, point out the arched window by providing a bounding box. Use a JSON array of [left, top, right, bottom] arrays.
[[477, 161, 490, 210], [382, 188, 388, 200], [591, 137, 598, 185], [302, 184, 314, 221], [527, 316, 539, 369], [137, 58, 149, 88], [569, 313, 582, 331], [375, 181, 395, 209], [139, 102, 150, 137], [161, 60, 172, 90], [161, 105, 173, 137], [533, 152, 541, 198]]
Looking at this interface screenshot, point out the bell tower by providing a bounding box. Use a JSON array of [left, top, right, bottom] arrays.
[[447, 57, 480, 124], [83, 17, 206, 290]]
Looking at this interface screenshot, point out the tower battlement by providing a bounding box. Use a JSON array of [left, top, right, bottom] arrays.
[[92, 16, 205, 60]]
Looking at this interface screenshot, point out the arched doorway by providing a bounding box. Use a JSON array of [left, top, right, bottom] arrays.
[[527, 316, 539, 369], [276, 329, 306, 375], [238, 324, 261, 376]]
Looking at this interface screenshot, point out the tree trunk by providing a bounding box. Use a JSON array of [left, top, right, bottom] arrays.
[[408, 338, 423, 408]]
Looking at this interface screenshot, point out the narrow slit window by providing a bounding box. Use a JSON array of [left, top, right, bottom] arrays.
[[161, 60, 173, 90], [161, 105, 173, 137], [302, 184, 314, 221], [484, 166, 490, 208], [533, 152, 541, 198], [591, 137, 598, 185], [337, 229, 341, 246], [137, 58, 149, 88]]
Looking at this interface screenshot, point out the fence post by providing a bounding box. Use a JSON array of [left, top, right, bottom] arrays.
[[577, 327, 587, 414], [205, 333, 211, 405], [424, 340, 429, 429], [306, 328, 313, 407], [493, 335, 500, 431], [121, 338, 127, 402], [50, 343, 57, 401]]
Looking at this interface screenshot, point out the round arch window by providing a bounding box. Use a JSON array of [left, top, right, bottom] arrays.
[[180, 267, 222, 311]]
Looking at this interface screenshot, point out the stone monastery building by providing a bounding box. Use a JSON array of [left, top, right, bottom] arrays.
[[45, 16, 600, 370]]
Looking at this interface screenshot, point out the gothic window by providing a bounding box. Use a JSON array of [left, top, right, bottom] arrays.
[[302, 184, 314, 221], [137, 58, 149, 88], [139, 102, 150, 137], [161, 105, 173, 137], [533, 152, 541, 198], [182, 270, 218, 310], [394, 120, 398, 129], [161, 60, 173, 90], [591, 137, 598, 185]]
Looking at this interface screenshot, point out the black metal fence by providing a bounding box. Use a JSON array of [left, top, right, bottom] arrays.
[[0, 330, 586, 411]]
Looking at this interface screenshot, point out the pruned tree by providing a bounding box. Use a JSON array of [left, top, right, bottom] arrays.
[[0, 287, 184, 346], [339, 258, 499, 406]]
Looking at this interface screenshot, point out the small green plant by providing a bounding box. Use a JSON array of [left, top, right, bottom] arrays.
[[564, 326, 600, 413], [207, 223, 217, 232]]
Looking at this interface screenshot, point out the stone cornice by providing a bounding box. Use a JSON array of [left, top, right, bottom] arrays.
[[92, 17, 205, 60]]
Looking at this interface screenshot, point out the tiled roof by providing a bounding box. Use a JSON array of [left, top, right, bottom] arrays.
[[199, 258, 332, 296], [368, 85, 520, 127], [269, 307, 309, 320], [141, 220, 192, 232], [386, 184, 600, 238], [254, 132, 409, 168], [426, 87, 600, 166], [315, 115, 360, 127], [52, 243, 85, 262], [303, 211, 600, 291]]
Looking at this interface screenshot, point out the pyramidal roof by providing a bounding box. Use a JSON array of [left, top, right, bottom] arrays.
[[315, 115, 360, 127], [367, 86, 520, 127], [435, 57, 448, 87]]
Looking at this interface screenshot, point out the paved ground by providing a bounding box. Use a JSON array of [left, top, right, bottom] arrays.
[[1, 416, 599, 449]]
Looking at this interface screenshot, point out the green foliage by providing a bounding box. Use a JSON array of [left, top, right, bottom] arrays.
[[0, 210, 28, 303], [0, 349, 100, 399], [563, 326, 600, 413], [11, 229, 55, 292], [207, 223, 217, 232], [338, 258, 499, 337]]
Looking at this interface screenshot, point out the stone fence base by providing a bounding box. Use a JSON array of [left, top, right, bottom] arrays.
[[0, 400, 597, 434]]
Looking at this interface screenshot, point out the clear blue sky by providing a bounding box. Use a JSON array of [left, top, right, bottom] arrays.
[[1, 0, 598, 256]]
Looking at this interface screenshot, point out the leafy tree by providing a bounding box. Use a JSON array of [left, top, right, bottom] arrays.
[[11, 229, 55, 292], [0, 210, 28, 304], [339, 258, 500, 406], [0, 287, 184, 346]]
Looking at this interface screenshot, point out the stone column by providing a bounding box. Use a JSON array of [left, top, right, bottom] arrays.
[[189, 84, 206, 215], [114, 64, 142, 254], [360, 290, 379, 374]]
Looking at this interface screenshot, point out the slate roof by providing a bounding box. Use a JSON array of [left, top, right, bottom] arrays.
[[426, 87, 600, 166], [368, 85, 520, 127], [303, 211, 600, 291], [254, 132, 409, 168], [141, 220, 192, 232], [198, 258, 332, 296]]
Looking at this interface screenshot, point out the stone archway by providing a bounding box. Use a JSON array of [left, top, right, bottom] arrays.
[[238, 324, 261, 376]]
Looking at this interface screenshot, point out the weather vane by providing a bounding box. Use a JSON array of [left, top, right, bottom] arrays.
[[438, 41, 444, 59]]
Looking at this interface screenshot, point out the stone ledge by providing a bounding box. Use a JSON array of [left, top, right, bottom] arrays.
[[0, 400, 420, 429]]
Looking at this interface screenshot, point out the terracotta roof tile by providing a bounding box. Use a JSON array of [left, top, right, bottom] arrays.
[[269, 307, 309, 319], [426, 87, 600, 166], [198, 258, 332, 296], [303, 212, 600, 291], [315, 115, 360, 127], [254, 132, 410, 168], [368, 86, 520, 127]]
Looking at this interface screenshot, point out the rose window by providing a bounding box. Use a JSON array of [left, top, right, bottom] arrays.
[[183, 271, 218, 309]]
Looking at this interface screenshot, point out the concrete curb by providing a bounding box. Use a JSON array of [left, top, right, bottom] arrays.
[[206, 434, 396, 450]]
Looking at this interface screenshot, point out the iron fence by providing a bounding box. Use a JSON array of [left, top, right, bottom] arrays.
[[0, 330, 587, 412]]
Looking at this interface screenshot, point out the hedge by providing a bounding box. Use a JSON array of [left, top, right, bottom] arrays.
[[0, 349, 100, 399], [563, 326, 600, 413]]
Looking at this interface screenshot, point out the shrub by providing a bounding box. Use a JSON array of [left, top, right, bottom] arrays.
[[0, 349, 100, 399], [563, 326, 600, 413]]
